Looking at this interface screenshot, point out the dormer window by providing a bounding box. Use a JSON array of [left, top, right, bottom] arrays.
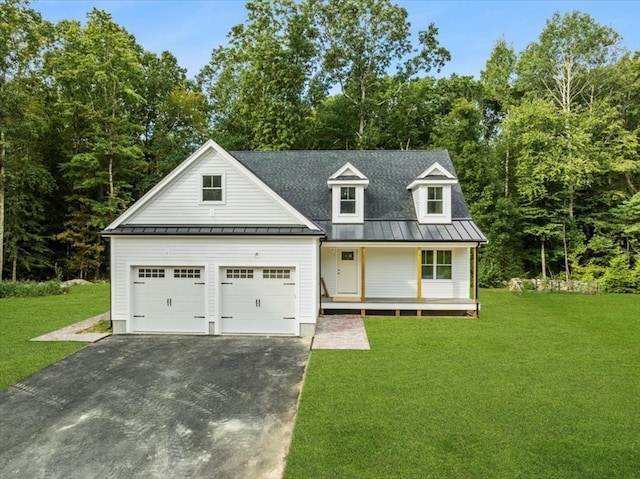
[[340, 187, 356, 214], [407, 162, 456, 224], [426, 186, 443, 214], [328, 162, 369, 224], [202, 174, 224, 202]]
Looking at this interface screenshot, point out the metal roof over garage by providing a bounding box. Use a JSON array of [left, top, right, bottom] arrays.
[[103, 224, 324, 236]]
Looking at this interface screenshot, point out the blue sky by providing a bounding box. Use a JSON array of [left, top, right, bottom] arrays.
[[33, 0, 640, 79]]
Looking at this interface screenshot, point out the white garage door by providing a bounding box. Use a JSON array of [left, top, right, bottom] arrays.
[[220, 267, 296, 335], [132, 267, 205, 333]]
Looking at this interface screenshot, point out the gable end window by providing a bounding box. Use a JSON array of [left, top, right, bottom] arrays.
[[202, 175, 223, 202], [421, 250, 452, 280], [340, 186, 356, 214], [426, 186, 443, 214]]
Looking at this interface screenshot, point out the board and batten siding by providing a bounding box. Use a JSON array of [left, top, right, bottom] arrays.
[[128, 150, 300, 225], [320, 245, 471, 299], [110, 236, 319, 334]]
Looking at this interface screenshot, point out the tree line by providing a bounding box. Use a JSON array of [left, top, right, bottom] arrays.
[[1, 0, 638, 290]]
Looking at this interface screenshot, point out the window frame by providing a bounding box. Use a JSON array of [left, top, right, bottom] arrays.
[[421, 250, 452, 280], [339, 186, 356, 214], [426, 186, 444, 215], [202, 174, 224, 203]]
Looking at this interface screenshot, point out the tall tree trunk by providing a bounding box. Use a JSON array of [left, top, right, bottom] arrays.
[[0, 130, 5, 281], [504, 147, 510, 197], [562, 223, 570, 282], [541, 239, 546, 280], [12, 254, 17, 281]]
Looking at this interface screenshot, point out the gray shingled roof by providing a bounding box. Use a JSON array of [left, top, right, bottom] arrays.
[[230, 150, 471, 221]]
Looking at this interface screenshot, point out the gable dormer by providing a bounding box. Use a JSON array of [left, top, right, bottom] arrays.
[[407, 162, 457, 224], [327, 162, 369, 224]]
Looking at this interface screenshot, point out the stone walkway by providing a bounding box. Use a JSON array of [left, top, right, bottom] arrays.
[[31, 312, 112, 343], [312, 315, 370, 350]]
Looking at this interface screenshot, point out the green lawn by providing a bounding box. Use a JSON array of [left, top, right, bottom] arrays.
[[0, 283, 110, 390], [284, 290, 640, 479]]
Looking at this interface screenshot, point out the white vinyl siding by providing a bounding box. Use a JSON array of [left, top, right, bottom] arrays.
[[128, 150, 299, 225], [365, 248, 416, 298], [320, 247, 337, 296], [110, 236, 319, 334], [421, 248, 469, 298], [320, 245, 470, 300]]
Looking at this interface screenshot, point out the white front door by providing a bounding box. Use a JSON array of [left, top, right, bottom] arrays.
[[220, 267, 297, 335], [337, 249, 359, 295], [131, 267, 205, 333]]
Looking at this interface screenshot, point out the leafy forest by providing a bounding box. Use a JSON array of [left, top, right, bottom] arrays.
[[1, 0, 639, 291]]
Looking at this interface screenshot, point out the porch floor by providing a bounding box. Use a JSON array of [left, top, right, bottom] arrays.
[[320, 297, 479, 316]]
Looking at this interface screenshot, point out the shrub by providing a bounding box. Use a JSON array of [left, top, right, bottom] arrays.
[[600, 255, 639, 294], [0, 280, 68, 299]]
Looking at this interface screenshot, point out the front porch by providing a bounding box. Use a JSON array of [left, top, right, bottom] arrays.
[[320, 243, 481, 317], [320, 296, 479, 317]]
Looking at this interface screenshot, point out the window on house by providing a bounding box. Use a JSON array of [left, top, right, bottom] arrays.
[[202, 175, 223, 202], [340, 186, 356, 214], [263, 269, 291, 279], [174, 268, 201, 279], [426, 186, 443, 214], [226, 268, 253, 279], [138, 268, 165, 278], [421, 250, 452, 279]]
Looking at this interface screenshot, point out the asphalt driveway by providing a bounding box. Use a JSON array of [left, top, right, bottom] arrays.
[[0, 335, 310, 479]]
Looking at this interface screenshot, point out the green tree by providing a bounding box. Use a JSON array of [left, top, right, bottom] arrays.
[[317, 0, 449, 147], [45, 9, 145, 278], [198, 0, 320, 150], [135, 51, 208, 195], [0, 0, 53, 280], [517, 11, 622, 113]]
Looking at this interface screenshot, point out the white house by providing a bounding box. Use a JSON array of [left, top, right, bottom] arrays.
[[102, 140, 487, 336]]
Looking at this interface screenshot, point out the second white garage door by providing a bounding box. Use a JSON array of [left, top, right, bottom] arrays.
[[220, 267, 297, 335]]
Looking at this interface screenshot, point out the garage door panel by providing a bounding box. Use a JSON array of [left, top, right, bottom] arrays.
[[131, 267, 205, 333], [220, 267, 297, 335]]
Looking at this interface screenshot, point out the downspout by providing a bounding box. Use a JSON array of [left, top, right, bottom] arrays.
[[318, 237, 324, 318], [107, 236, 113, 330], [475, 243, 480, 318]]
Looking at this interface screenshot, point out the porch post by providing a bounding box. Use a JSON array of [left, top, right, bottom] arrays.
[[474, 245, 480, 318], [360, 246, 366, 302], [416, 247, 422, 302], [472, 247, 477, 300]]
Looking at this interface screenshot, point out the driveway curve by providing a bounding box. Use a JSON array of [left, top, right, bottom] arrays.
[[0, 335, 310, 479]]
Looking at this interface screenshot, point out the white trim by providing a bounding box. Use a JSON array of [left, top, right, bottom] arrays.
[[407, 178, 457, 189], [416, 184, 452, 224], [331, 185, 365, 223], [328, 162, 369, 181], [106, 139, 319, 231], [200, 172, 226, 204], [336, 248, 360, 297], [127, 261, 209, 334], [418, 162, 455, 179], [216, 262, 300, 336], [322, 242, 478, 249], [327, 178, 370, 187]]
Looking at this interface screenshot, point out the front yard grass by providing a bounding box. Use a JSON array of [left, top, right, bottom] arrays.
[[285, 290, 640, 479], [0, 283, 110, 390]]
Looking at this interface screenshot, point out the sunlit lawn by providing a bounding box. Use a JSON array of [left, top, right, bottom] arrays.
[[284, 290, 640, 479], [0, 284, 110, 390]]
